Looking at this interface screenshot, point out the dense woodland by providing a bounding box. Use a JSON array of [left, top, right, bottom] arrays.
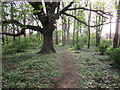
[[1, 0, 120, 88]]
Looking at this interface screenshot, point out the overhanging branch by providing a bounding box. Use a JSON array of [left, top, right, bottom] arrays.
[[67, 7, 112, 19], [1, 20, 44, 36], [2, 20, 43, 32], [0, 28, 25, 37], [63, 13, 114, 27], [58, 2, 74, 15]]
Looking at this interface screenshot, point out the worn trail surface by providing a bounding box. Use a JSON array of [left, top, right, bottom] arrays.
[[55, 49, 79, 88]]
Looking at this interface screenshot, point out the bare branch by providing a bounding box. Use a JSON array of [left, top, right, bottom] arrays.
[[58, 2, 74, 15], [1, 19, 44, 36], [67, 7, 112, 18], [2, 20, 24, 27], [0, 28, 25, 37], [2, 20, 43, 32], [63, 13, 114, 27]]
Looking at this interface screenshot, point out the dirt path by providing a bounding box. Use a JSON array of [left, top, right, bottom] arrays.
[[55, 49, 79, 88]]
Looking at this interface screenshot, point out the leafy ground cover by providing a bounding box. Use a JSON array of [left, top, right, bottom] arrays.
[[2, 46, 62, 88], [73, 47, 120, 88], [2, 46, 120, 88]]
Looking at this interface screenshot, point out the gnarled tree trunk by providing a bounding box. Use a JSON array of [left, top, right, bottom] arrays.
[[38, 31, 56, 54], [38, 18, 56, 54]]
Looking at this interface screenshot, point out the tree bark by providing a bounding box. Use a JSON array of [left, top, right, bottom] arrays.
[[67, 17, 70, 44], [88, 5, 91, 49], [76, 30, 79, 49], [38, 31, 56, 54], [62, 16, 67, 46], [110, 16, 112, 40], [55, 30, 59, 45], [96, 31, 100, 46], [113, 19, 119, 48], [73, 4, 76, 46], [38, 17, 56, 54], [10, 2, 16, 42], [113, 1, 120, 48], [96, 15, 103, 46], [2, 25, 5, 45]]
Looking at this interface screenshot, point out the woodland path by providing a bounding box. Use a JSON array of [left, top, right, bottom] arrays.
[[54, 49, 79, 88]]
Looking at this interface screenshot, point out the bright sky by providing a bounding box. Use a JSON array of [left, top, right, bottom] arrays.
[[90, 0, 117, 36], [102, 16, 116, 36]]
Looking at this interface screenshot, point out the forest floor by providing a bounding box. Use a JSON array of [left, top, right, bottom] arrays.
[[2, 46, 120, 88]]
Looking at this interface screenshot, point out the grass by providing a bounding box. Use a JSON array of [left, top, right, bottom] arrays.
[[2, 46, 62, 88], [73, 47, 120, 88]]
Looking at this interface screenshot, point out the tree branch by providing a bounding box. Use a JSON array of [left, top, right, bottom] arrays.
[[0, 28, 25, 37], [29, 2, 45, 15], [63, 13, 114, 27], [2, 20, 43, 32], [58, 2, 74, 15], [1, 20, 44, 36], [67, 7, 112, 18]]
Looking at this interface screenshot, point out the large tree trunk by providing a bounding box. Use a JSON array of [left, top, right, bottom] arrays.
[[38, 31, 56, 54], [38, 17, 56, 54]]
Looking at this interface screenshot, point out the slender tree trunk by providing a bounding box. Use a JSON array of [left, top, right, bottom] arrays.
[[1, 3, 5, 45], [62, 2, 66, 46], [10, 2, 15, 42], [76, 30, 79, 49], [23, 14, 26, 37], [113, 19, 119, 48], [55, 30, 58, 45], [73, 4, 76, 46], [88, 5, 91, 49], [62, 16, 66, 46], [96, 15, 102, 46], [5, 26, 8, 43], [110, 16, 112, 40], [88, 28, 90, 48], [67, 17, 70, 44], [96, 31, 100, 46], [113, 1, 120, 48], [2, 25, 5, 45], [73, 20, 75, 46]]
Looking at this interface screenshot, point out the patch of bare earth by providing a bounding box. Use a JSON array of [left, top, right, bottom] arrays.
[[54, 49, 79, 88]]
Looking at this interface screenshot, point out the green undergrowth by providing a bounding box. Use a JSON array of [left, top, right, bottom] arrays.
[[2, 46, 62, 88], [72, 47, 120, 88]]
